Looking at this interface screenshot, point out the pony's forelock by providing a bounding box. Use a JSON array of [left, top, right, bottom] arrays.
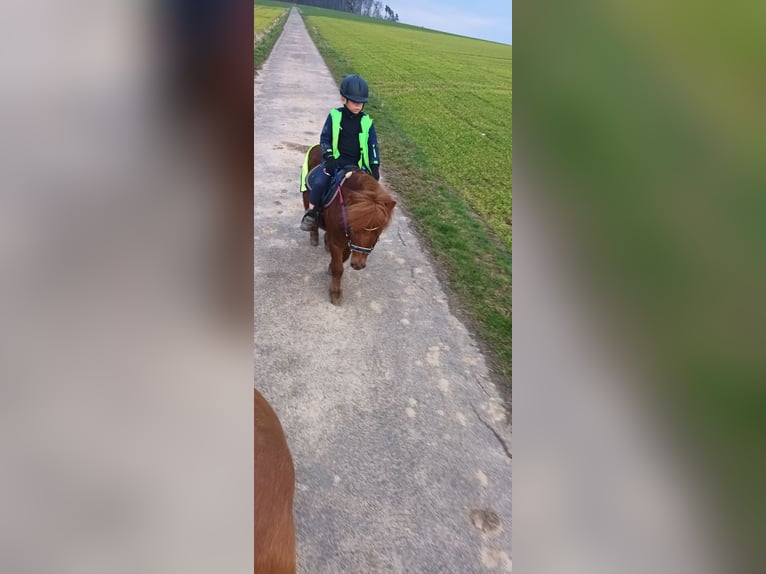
[[345, 175, 394, 232]]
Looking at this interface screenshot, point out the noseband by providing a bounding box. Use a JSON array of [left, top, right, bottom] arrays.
[[337, 183, 377, 255]]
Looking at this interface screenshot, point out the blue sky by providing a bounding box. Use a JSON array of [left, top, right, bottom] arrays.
[[393, 0, 512, 45]]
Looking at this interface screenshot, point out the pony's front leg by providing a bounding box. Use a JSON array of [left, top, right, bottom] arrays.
[[328, 244, 345, 305]]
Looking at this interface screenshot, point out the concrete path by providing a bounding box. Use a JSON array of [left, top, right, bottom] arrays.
[[254, 9, 511, 573]]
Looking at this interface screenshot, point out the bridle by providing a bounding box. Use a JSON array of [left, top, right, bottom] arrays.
[[337, 182, 378, 255]]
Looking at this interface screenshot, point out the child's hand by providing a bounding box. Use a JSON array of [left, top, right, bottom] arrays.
[[323, 154, 337, 173]]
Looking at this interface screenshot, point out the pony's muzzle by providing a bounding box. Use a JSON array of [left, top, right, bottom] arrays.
[[350, 256, 367, 270]]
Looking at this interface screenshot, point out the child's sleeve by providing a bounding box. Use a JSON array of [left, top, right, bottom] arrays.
[[319, 114, 334, 156], [368, 124, 380, 166]]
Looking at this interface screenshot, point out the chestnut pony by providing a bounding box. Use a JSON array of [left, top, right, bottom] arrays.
[[254, 389, 296, 573], [301, 145, 397, 305]]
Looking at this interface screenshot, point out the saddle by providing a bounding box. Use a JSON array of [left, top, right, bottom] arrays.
[[299, 144, 361, 208], [319, 169, 354, 208]]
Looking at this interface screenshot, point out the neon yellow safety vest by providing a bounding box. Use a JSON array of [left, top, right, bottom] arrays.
[[300, 144, 318, 192], [329, 108, 373, 172]]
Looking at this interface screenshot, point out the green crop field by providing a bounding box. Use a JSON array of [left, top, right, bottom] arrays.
[[254, 2, 287, 36], [296, 6, 512, 393]]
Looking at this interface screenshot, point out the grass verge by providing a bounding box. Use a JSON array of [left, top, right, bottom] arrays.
[[254, 8, 288, 72]]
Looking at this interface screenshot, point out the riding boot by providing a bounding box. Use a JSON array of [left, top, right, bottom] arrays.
[[300, 208, 319, 231]]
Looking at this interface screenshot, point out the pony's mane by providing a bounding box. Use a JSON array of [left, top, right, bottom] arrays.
[[344, 172, 395, 232]]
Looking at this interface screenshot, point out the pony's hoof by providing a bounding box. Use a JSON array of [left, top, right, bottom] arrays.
[[330, 293, 342, 306], [310, 233, 319, 247]]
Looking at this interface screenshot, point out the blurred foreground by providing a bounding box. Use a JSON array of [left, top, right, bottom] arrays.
[[0, 1, 252, 572], [516, 0, 764, 572]]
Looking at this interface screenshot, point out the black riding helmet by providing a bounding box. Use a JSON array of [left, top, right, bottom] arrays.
[[340, 74, 369, 103]]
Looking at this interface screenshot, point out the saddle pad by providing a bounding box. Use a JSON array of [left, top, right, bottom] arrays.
[[323, 168, 361, 207], [321, 172, 347, 208], [299, 144, 319, 193]]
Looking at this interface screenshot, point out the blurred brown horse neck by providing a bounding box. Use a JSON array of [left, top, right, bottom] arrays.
[[302, 145, 396, 305], [254, 389, 296, 573]]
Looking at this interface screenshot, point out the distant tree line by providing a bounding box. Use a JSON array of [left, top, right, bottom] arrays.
[[292, 0, 399, 22]]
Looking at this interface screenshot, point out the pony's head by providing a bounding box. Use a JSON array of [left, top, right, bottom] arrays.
[[344, 172, 396, 270]]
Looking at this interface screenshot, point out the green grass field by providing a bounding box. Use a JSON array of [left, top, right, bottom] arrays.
[[296, 6, 512, 392], [254, 2, 287, 36], [254, 9, 282, 36]]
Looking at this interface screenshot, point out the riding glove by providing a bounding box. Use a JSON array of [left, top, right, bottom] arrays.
[[323, 154, 337, 173]]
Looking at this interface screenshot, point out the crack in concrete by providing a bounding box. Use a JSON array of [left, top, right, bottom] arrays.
[[397, 227, 407, 246], [471, 403, 512, 459]]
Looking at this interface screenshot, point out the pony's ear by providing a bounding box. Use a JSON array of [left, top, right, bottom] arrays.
[[385, 198, 397, 213]]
